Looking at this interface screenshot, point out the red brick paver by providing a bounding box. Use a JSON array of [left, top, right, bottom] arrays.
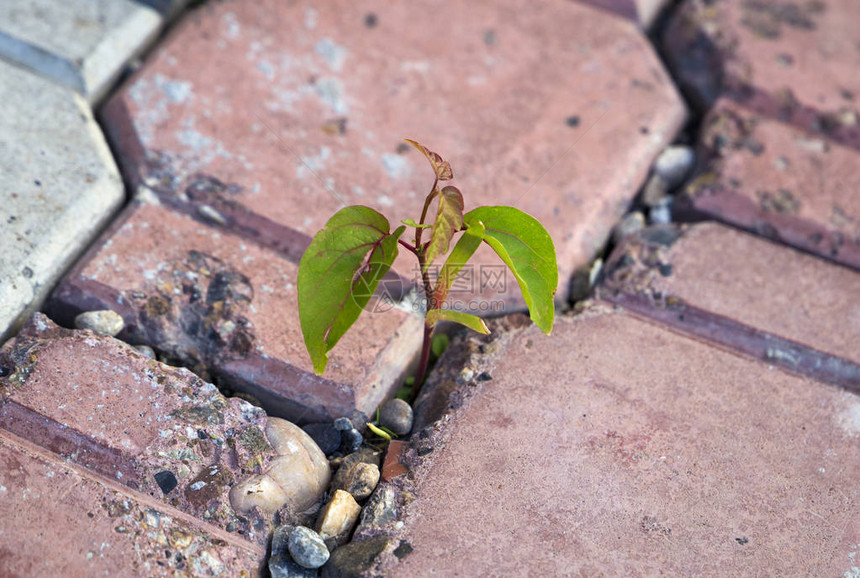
[[0, 429, 263, 577], [103, 0, 685, 306], [599, 222, 860, 389], [48, 199, 423, 424], [677, 99, 860, 269], [664, 0, 860, 269], [371, 305, 860, 576], [0, 314, 282, 545]]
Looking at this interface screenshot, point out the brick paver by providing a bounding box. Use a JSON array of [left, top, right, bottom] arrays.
[[47, 198, 424, 423], [0, 313, 284, 544], [676, 99, 860, 269], [102, 0, 685, 306], [0, 60, 124, 343], [0, 0, 162, 103], [368, 305, 860, 576], [664, 0, 860, 269], [0, 429, 263, 577], [599, 222, 860, 389]]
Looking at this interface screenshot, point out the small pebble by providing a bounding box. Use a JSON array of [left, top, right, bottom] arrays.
[[315, 489, 362, 548], [641, 173, 669, 208], [340, 428, 363, 453], [270, 525, 316, 578], [74, 310, 125, 336], [288, 526, 330, 569], [333, 417, 353, 431], [332, 450, 381, 501], [612, 211, 645, 245], [649, 197, 673, 225], [379, 398, 414, 436], [653, 145, 695, 189], [134, 345, 156, 359], [302, 423, 342, 456]]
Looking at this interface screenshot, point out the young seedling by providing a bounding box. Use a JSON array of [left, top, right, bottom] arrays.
[[298, 139, 558, 398]]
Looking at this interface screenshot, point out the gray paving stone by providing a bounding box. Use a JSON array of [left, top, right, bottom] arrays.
[[0, 0, 162, 103], [0, 61, 124, 342]]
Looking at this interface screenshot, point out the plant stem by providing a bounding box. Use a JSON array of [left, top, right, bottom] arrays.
[[398, 239, 419, 255], [412, 322, 433, 398], [415, 177, 439, 247]]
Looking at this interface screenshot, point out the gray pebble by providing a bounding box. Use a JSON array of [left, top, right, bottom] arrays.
[[333, 417, 353, 431], [654, 145, 695, 189], [270, 525, 316, 578], [641, 173, 669, 208], [359, 485, 397, 530], [134, 345, 156, 359], [379, 398, 413, 436], [612, 211, 645, 245], [302, 422, 341, 455], [288, 526, 330, 569], [340, 428, 363, 453], [74, 310, 125, 336], [649, 198, 673, 225]]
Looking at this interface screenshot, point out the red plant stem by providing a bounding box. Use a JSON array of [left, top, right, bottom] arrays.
[[415, 177, 439, 247], [398, 239, 419, 255], [412, 248, 439, 397], [412, 322, 433, 396]]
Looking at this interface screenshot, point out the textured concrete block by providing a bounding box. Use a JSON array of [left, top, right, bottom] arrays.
[[0, 0, 162, 103], [599, 222, 860, 389], [369, 305, 860, 576], [47, 199, 424, 424], [102, 0, 685, 307], [0, 61, 124, 343]]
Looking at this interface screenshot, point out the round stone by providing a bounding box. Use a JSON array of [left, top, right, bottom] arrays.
[[302, 422, 341, 456], [653, 145, 695, 189], [379, 398, 413, 436], [333, 417, 353, 431], [340, 428, 363, 454], [74, 310, 125, 336], [288, 526, 330, 569], [134, 345, 156, 359]]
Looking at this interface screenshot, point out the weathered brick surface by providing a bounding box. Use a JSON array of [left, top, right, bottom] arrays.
[[47, 199, 424, 423], [677, 99, 860, 269], [664, 0, 860, 114], [0, 0, 162, 103], [0, 61, 124, 343], [599, 222, 860, 389], [0, 429, 264, 577], [0, 314, 280, 544], [103, 0, 685, 306], [367, 305, 860, 576], [663, 0, 860, 269]]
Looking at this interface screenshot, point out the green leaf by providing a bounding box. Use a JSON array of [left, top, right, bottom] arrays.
[[298, 206, 405, 374], [434, 219, 484, 303], [426, 309, 490, 334], [401, 218, 431, 229], [431, 333, 450, 357], [404, 138, 453, 180], [464, 206, 557, 334], [367, 422, 394, 440], [424, 186, 464, 272]]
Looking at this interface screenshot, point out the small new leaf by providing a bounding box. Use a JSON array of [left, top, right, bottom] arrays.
[[298, 206, 405, 374], [404, 138, 453, 180], [424, 185, 465, 271], [401, 218, 431, 229], [464, 206, 557, 334], [426, 309, 490, 334]]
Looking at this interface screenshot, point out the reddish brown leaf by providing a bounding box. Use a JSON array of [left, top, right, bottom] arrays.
[[404, 138, 453, 180]]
